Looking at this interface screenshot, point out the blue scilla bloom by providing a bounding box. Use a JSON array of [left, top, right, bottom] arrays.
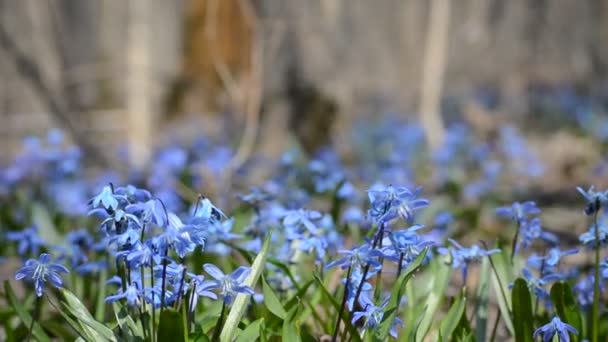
[[577, 185, 608, 216], [127, 240, 161, 268], [496, 201, 540, 224], [325, 243, 384, 274], [6, 226, 45, 257], [115, 185, 152, 203], [126, 199, 167, 227], [63, 228, 95, 267], [15, 253, 69, 297], [343, 268, 373, 311], [191, 197, 226, 223], [600, 257, 608, 279], [89, 185, 125, 210], [386, 225, 434, 265], [203, 264, 254, 304], [527, 248, 578, 272], [106, 282, 142, 308], [518, 218, 558, 250], [438, 239, 500, 281], [238, 187, 273, 208], [342, 206, 364, 225], [574, 274, 602, 309], [283, 209, 322, 234], [533, 316, 578, 342], [189, 274, 218, 300], [154, 213, 195, 258], [353, 296, 403, 339], [367, 185, 429, 224], [187, 274, 218, 315], [519, 268, 563, 300], [579, 216, 608, 248]]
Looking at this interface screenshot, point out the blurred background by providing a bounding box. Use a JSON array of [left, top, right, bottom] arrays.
[[1, 0, 608, 192]]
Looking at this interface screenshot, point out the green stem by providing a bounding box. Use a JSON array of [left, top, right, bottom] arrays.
[[26, 296, 41, 342], [332, 265, 352, 342], [592, 207, 600, 342], [510, 220, 521, 264], [212, 301, 227, 342], [150, 263, 156, 342]]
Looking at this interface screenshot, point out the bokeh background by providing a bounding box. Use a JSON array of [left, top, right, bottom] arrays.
[[1, 0, 608, 194]]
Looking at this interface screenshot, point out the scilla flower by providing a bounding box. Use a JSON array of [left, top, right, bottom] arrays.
[[533, 316, 577, 342], [577, 185, 608, 216], [15, 253, 69, 297], [203, 264, 254, 304]]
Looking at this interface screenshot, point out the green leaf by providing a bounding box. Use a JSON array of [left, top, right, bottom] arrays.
[[376, 248, 428, 341], [158, 309, 186, 342], [60, 288, 116, 341], [439, 290, 467, 340], [4, 280, 51, 342], [112, 302, 143, 339], [312, 274, 361, 342], [475, 257, 490, 342], [511, 278, 533, 342], [415, 260, 453, 342], [32, 203, 62, 246], [236, 318, 263, 342], [282, 303, 301, 342], [489, 249, 515, 336], [550, 282, 582, 342], [220, 231, 272, 342], [262, 276, 287, 319]]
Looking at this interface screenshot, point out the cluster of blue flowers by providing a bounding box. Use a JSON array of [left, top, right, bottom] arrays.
[[4, 122, 606, 341]]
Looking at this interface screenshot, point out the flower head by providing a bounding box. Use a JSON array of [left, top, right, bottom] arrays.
[[533, 316, 577, 342], [438, 239, 500, 281], [496, 201, 540, 224], [577, 185, 608, 216], [203, 264, 254, 304], [106, 283, 142, 307], [15, 253, 69, 297]]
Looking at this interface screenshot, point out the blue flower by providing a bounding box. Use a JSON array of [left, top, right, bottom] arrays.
[[574, 275, 602, 309], [496, 201, 540, 224], [6, 226, 45, 257], [106, 283, 142, 307], [126, 199, 167, 227], [89, 185, 124, 210], [386, 225, 434, 265], [203, 264, 254, 304], [283, 209, 322, 234], [352, 296, 403, 339], [153, 213, 195, 258], [520, 268, 563, 300], [579, 216, 608, 248], [325, 243, 384, 274], [367, 185, 429, 224], [127, 240, 161, 268], [527, 248, 578, 272], [577, 185, 608, 216], [533, 316, 578, 342], [438, 240, 500, 281], [518, 218, 558, 249], [115, 185, 152, 203], [15, 253, 69, 297]]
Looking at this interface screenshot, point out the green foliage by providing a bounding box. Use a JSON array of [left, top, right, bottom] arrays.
[[376, 248, 428, 341], [551, 281, 583, 342], [4, 281, 51, 342], [511, 278, 533, 342], [158, 309, 187, 342], [220, 231, 272, 342], [60, 288, 116, 341]]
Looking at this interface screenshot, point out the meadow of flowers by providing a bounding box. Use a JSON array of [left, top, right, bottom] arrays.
[[1, 110, 607, 342]]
